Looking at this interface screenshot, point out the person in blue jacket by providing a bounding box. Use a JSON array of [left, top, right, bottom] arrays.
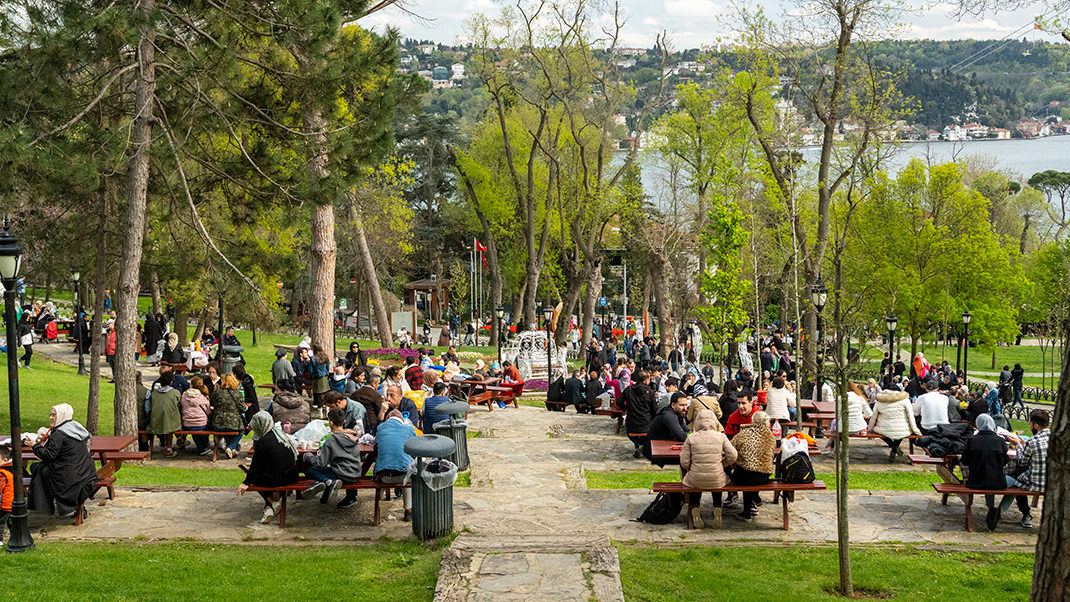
[[374, 410, 415, 521]]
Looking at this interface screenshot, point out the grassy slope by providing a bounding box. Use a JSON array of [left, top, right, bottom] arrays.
[[618, 545, 1032, 602], [585, 469, 942, 492], [0, 541, 441, 600]]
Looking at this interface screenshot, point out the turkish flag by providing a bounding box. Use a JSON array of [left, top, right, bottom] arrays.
[[481, 255, 488, 269], [476, 240, 488, 252]]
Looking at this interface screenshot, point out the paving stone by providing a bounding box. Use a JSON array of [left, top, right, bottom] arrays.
[[478, 553, 529, 576]]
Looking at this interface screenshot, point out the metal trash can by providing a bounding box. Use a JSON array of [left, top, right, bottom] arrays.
[[221, 356, 241, 374], [404, 434, 457, 540], [432, 401, 471, 471]]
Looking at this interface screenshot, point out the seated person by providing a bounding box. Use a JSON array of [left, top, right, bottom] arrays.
[[724, 391, 757, 438], [209, 374, 247, 457], [960, 414, 1010, 531], [913, 380, 950, 435], [487, 362, 503, 378], [0, 444, 12, 539], [383, 385, 420, 427], [179, 376, 212, 455], [680, 409, 737, 529], [26, 404, 98, 519], [585, 369, 607, 409], [270, 380, 311, 433], [329, 365, 347, 394], [374, 409, 416, 521], [643, 393, 690, 464], [869, 390, 921, 462], [161, 332, 186, 364], [729, 410, 775, 521], [236, 412, 299, 524], [999, 409, 1051, 529], [302, 408, 366, 509], [563, 370, 591, 414], [324, 391, 365, 435], [148, 371, 182, 457], [421, 381, 452, 434], [472, 359, 488, 378], [271, 348, 297, 386]]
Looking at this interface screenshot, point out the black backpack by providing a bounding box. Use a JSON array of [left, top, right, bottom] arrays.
[[780, 451, 815, 484], [637, 492, 684, 524]]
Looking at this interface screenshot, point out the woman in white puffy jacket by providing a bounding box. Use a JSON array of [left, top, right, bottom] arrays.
[[844, 381, 873, 433], [867, 389, 921, 462]]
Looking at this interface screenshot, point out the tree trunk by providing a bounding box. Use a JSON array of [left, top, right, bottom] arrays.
[[512, 280, 526, 330], [641, 271, 651, 338], [350, 201, 391, 347], [559, 275, 582, 347], [113, 5, 155, 439], [192, 308, 208, 342], [649, 249, 674, 357], [174, 308, 189, 347], [580, 258, 603, 346], [1031, 312, 1070, 600], [86, 188, 109, 436], [303, 107, 336, 357], [150, 271, 162, 316], [833, 257, 852, 596]]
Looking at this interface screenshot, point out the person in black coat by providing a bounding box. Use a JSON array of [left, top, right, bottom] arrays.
[[143, 313, 164, 359], [232, 364, 259, 426], [619, 371, 657, 457], [585, 370, 606, 410], [717, 379, 740, 428], [643, 393, 690, 465], [563, 370, 589, 413], [960, 414, 1010, 531], [27, 404, 98, 519], [238, 411, 299, 524]]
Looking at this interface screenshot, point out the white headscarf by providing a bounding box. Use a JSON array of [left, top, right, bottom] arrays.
[[51, 403, 74, 427]]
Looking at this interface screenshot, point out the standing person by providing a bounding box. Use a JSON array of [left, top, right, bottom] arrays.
[[237, 411, 299, 524], [149, 371, 183, 457], [999, 409, 1051, 529], [730, 411, 775, 522], [309, 347, 332, 411], [1009, 363, 1025, 411], [26, 404, 98, 519], [104, 323, 117, 374], [272, 348, 297, 386], [868, 390, 921, 462], [232, 364, 259, 425], [16, 312, 34, 368], [143, 313, 163, 359], [680, 409, 738, 529], [210, 374, 247, 458], [960, 414, 1010, 531], [180, 376, 213, 455], [892, 354, 906, 378], [619, 371, 657, 458]]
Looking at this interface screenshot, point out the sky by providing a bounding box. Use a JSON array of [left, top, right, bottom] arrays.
[[358, 1, 1066, 50]]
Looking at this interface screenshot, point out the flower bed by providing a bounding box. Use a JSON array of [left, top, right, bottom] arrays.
[[525, 379, 548, 391]]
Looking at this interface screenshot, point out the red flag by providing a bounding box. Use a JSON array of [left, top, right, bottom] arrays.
[[481, 254, 488, 269], [476, 240, 488, 252]]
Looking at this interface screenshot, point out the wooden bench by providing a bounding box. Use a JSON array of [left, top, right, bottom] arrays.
[[545, 400, 570, 411], [488, 384, 521, 408], [932, 482, 1044, 532], [595, 407, 625, 434], [139, 430, 242, 462], [466, 391, 495, 412], [246, 477, 411, 527], [829, 432, 918, 454], [653, 480, 828, 530], [160, 361, 189, 375]]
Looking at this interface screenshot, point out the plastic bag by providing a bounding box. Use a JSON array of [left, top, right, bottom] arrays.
[[293, 419, 331, 443], [419, 458, 458, 491], [781, 435, 809, 457], [405, 389, 428, 411]]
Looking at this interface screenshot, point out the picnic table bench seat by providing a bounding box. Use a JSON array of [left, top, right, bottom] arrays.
[[653, 480, 827, 530], [246, 477, 411, 527], [138, 429, 242, 462], [594, 407, 625, 434], [931, 482, 1044, 532]]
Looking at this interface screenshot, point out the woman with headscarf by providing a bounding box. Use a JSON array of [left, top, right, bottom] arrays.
[[162, 332, 185, 364], [237, 411, 299, 524], [26, 404, 98, 519], [345, 341, 366, 367], [960, 414, 1011, 531], [680, 409, 737, 529], [149, 370, 183, 456]]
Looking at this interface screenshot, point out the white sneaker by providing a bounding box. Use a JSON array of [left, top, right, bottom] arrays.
[[712, 507, 722, 529], [225, 448, 236, 459], [261, 506, 275, 524]]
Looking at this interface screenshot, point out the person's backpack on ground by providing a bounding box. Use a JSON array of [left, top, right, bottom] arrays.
[[637, 491, 684, 524]]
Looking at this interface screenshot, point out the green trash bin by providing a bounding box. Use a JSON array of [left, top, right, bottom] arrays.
[[404, 434, 457, 540], [432, 401, 470, 472]]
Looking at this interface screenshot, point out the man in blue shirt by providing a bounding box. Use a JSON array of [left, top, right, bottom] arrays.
[[422, 381, 452, 434]]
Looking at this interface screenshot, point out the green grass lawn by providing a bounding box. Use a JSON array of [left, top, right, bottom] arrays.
[[617, 544, 1032, 601], [0, 353, 115, 435], [585, 469, 940, 491], [0, 540, 441, 600], [113, 465, 470, 489]]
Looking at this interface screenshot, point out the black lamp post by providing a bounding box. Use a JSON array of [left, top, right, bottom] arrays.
[[72, 268, 86, 375], [810, 276, 828, 430], [962, 309, 972, 385], [1, 221, 35, 552], [495, 304, 505, 364], [609, 309, 616, 340], [885, 313, 897, 377], [542, 303, 554, 382]]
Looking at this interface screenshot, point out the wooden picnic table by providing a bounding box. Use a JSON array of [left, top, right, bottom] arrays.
[[17, 435, 143, 501], [295, 442, 376, 475], [799, 400, 834, 412]]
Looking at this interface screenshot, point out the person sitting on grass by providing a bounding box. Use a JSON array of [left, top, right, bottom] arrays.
[[270, 380, 311, 433], [723, 391, 757, 438], [179, 376, 212, 456], [149, 371, 182, 457], [26, 404, 97, 520], [374, 409, 416, 522], [643, 392, 690, 465], [210, 374, 247, 458], [302, 408, 366, 509], [324, 391, 365, 435], [680, 409, 738, 529], [729, 410, 775, 522], [237, 411, 298, 524], [422, 381, 452, 434]]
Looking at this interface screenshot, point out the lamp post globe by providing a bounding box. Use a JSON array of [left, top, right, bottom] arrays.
[[0, 221, 35, 552]]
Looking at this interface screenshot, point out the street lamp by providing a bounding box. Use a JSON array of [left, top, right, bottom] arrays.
[[495, 304, 505, 364], [962, 309, 972, 385], [542, 303, 554, 383], [0, 221, 35, 552], [609, 309, 616, 338], [809, 276, 828, 433], [884, 313, 897, 377], [72, 269, 86, 375]]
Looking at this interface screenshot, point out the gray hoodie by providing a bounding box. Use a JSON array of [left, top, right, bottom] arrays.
[[304, 429, 364, 481], [55, 419, 92, 451]]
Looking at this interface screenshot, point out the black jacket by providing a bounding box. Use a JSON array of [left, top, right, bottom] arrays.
[[29, 421, 98, 515], [961, 430, 1008, 490], [585, 378, 605, 404], [563, 377, 586, 406], [718, 392, 738, 427], [1010, 367, 1024, 385], [243, 431, 298, 488], [621, 382, 657, 435], [643, 406, 689, 464]]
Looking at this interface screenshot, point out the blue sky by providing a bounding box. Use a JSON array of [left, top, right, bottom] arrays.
[[359, 1, 1064, 49]]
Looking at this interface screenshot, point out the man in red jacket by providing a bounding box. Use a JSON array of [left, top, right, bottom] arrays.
[[724, 392, 757, 438]]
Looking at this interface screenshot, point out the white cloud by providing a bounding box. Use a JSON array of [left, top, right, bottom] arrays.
[[643, 16, 661, 26], [663, 0, 723, 18]]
